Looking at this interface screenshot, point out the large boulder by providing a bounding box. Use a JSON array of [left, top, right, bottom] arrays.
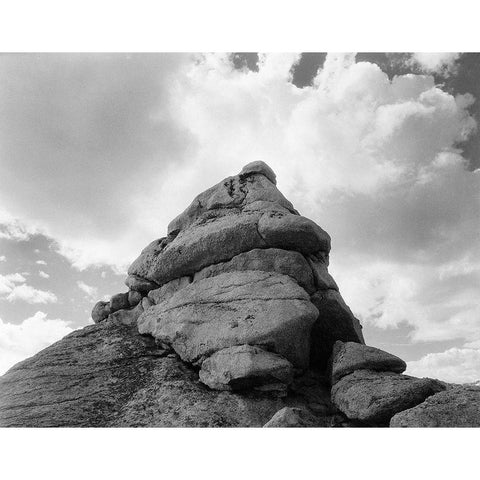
[[199, 345, 294, 393], [331, 370, 445, 425], [330, 341, 406, 384], [390, 386, 480, 427], [137, 271, 319, 368]]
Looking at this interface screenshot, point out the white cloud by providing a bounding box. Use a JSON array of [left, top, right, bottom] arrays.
[[77, 280, 97, 300], [0, 312, 73, 375], [0, 255, 6, 262], [6, 284, 57, 304], [36, 260, 47, 265], [0, 53, 478, 382], [38, 270, 50, 279], [410, 53, 461, 75], [407, 348, 480, 383], [0, 273, 26, 295]]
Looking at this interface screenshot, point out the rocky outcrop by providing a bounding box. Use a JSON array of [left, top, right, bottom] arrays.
[[0, 160, 474, 427], [0, 320, 344, 427], [390, 386, 480, 427]]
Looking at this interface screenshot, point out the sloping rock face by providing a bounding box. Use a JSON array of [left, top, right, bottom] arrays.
[[0, 320, 343, 427], [390, 386, 480, 427]]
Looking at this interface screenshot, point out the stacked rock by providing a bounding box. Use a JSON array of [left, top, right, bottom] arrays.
[[91, 161, 364, 395], [329, 341, 446, 426]]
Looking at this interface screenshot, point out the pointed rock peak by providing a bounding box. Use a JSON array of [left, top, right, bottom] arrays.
[[240, 160, 277, 185]]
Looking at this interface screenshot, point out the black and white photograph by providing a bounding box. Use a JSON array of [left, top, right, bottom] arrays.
[[0, 1, 478, 478]]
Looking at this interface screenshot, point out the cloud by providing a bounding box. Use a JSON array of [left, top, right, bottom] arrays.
[[0, 273, 26, 295], [0, 255, 5, 262], [38, 270, 50, 279], [0, 53, 193, 270], [1, 272, 57, 304], [36, 260, 47, 265], [410, 53, 461, 75], [77, 280, 97, 300], [407, 347, 480, 383], [6, 284, 57, 304], [0, 53, 478, 380], [0, 312, 73, 375]]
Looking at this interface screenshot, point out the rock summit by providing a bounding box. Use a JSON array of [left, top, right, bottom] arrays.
[[0, 161, 478, 427]]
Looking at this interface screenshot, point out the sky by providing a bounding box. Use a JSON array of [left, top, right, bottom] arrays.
[[0, 52, 479, 382]]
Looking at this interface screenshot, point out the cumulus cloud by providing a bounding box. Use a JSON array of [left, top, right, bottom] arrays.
[[0, 272, 57, 303], [36, 260, 47, 265], [38, 270, 50, 279], [0, 273, 26, 295], [407, 347, 480, 383], [410, 53, 461, 75], [0, 312, 72, 375], [0, 255, 6, 262], [6, 284, 57, 304], [77, 280, 97, 300]]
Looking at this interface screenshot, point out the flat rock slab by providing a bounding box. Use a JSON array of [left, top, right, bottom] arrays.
[[199, 345, 294, 392], [390, 386, 480, 427], [137, 270, 319, 368], [331, 370, 445, 425], [330, 341, 406, 384], [0, 321, 285, 427]]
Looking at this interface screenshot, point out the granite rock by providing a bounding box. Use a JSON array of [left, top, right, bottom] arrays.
[[331, 370, 445, 425], [390, 386, 480, 427], [330, 341, 406, 384]]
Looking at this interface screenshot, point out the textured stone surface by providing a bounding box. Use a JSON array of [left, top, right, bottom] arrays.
[[91, 301, 110, 323], [390, 386, 480, 427], [128, 290, 142, 307], [193, 248, 316, 294], [0, 321, 344, 427], [125, 274, 159, 294], [330, 341, 406, 384], [108, 302, 144, 327], [310, 289, 365, 370], [263, 407, 321, 427], [257, 211, 330, 255], [331, 370, 445, 425], [199, 345, 294, 392], [137, 271, 318, 368], [110, 292, 130, 312], [0, 321, 282, 427], [148, 276, 192, 304], [240, 160, 277, 185], [307, 256, 338, 290]]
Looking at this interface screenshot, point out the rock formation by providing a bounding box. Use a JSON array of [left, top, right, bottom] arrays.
[[0, 161, 478, 427]]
